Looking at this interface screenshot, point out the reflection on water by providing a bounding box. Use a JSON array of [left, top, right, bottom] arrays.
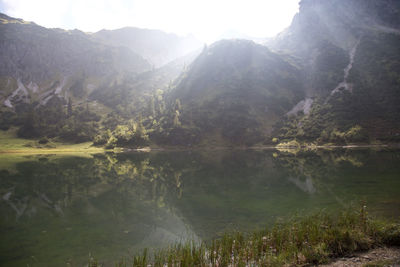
[[0, 149, 400, 266]]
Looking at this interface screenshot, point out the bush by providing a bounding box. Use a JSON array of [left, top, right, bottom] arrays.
[[276, 140, 301, 148], [100, 121, 150, 149], [38, 137, 49, 144], [344, 125, 369, 143]]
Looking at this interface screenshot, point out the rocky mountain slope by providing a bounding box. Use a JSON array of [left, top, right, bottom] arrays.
[[267, 0, 400, 143]]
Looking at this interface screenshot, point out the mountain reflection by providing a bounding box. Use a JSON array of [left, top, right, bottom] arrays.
[[1, 149, 400, 266]]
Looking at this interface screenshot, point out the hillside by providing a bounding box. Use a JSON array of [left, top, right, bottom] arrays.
[[166, 40, 304, 146]]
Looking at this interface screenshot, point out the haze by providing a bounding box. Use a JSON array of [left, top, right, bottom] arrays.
[[0, 0, 299, 43]]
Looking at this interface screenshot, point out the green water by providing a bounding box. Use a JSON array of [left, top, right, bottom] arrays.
[[0, 148, 399, 266]]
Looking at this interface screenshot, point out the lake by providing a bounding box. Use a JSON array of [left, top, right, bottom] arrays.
[[0, 148, 399, 266]]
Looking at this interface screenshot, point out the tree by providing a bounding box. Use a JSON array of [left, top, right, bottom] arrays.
[[149, 96, 156, 117], [67, 98, 73, 117], [173, 110, 181, 127], [174, 99, 182, 111], [17, 106, 39, 138]]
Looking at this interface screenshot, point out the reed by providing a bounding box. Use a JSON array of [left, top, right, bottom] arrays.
[[90, 207, 400, 266]]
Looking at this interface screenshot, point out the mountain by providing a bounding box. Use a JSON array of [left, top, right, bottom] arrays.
[[0, 13, 199, 142], [0, 13, 153, 110], [0, 13, 203, 110], [92, 27, 202, 68], [267, 0, 400, 143], [1, 0, 400, 147], [217, 29, 267, 44], [269, 0, 400, 97], [160, 0, 400, 146], [166, 40, 304, 145]]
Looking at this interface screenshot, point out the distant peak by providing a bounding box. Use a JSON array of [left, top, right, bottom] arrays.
[[211, 39, 257, 47], [208, 39, 270, 53], [0, 12, 33, 25]]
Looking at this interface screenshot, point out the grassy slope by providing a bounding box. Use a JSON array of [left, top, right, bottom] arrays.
[[0, 128, 104, 154]]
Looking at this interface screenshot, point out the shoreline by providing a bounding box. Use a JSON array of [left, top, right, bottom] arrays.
[[321, 247, 400, 267], [0, 143, 398, 154]]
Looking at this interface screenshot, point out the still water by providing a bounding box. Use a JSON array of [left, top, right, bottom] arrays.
[[0, 148, 399, 266]]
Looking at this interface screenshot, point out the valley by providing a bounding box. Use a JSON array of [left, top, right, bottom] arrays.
[[0, 0, 399, 149]]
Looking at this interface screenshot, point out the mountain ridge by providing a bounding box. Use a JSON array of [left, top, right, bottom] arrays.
[[92, 27, 202, 68]]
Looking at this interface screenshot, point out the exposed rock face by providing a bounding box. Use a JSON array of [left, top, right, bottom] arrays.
[[287, 98, 313, 116], [330, 38, 361, 96]]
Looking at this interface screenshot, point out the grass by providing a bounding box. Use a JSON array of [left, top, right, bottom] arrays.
[[0, 128, 104, 154], [88, 207, 400, 266], [363, 259, 400, 267]]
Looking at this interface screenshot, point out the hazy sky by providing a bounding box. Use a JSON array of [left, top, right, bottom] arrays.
[[0, 0, 300, 43]]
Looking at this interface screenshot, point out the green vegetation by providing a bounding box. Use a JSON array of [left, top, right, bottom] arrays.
[[363, 259, 400, 267], [274, 99, 370, 145], [89, 208, 400, 266], [94, 120, 149, 149], [0, 128, 104, 153], [10, 98, 101, 143], [276, 140, 301, 149]]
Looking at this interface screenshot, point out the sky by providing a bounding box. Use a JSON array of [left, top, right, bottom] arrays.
[[0, 0, 300, 43]]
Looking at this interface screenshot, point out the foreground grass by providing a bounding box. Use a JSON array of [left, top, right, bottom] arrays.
[[89, 207, 400, 267], [0, 128, 104, 154], [363, 259, 399, 267]]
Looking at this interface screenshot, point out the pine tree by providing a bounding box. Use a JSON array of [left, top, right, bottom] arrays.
[[67, 98, 73, 117]]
